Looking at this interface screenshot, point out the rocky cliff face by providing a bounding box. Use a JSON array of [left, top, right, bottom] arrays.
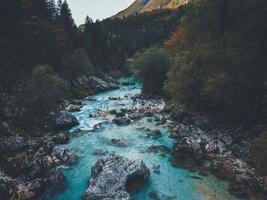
[[113, 0, 188, 18]]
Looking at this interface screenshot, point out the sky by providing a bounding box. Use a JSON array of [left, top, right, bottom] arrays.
[[67, 0, 135, 25]]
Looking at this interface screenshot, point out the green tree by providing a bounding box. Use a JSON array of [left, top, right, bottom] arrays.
[[130, 46, 171, 96], [22, 65, 67, 126], [61, 49, 95, 89], [164, 0, 267, 124], [59, 0, 76, 32]]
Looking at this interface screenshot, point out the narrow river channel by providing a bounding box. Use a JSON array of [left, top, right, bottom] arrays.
[[51, 78, 240, 200]]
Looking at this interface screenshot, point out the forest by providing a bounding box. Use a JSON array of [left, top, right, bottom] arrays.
[[0, 0, 267, 199]]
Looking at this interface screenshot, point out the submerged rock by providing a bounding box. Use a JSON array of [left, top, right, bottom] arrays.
[[110, 138, 128, 147], [93, 148, 109, 156], [83, 154, 150, 200], [149, 191, 160, 200]]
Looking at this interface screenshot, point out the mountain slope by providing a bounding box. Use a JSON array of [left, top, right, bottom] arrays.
[[113, 0, 188, 18]]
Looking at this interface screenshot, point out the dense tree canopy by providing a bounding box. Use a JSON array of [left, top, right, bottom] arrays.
[[79, 8, 186, 72], [0, 0, 89, 128], [164, 0, 267, 124], [130, 46, 171, 96]]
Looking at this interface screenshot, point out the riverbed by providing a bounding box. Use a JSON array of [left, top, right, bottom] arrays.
[[49, 78, 241, 200]]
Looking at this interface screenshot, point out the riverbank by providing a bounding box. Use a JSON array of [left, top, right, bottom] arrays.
[[0, 75, 121, 200], [83, 86, 267, 199], [1, 77, 266, 200], [51, 78, 254, 200], [125, 95, 267, 199]]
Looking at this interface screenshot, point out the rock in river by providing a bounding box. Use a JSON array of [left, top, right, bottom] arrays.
[[112, 117, 131, 126], [146, 129, 162, 139], [110, 138, 128, 147], [54, 111, 79, 130], [83, 154, 150, 200]]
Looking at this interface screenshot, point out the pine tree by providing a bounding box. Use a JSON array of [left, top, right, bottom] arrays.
[[56, 0, 62, 16], [85, 15, 93, 24], [59, 0, 76, 31], [47, 0, 57, 21], [85, 15, 93, 32]]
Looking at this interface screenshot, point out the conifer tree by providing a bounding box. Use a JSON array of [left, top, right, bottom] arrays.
[[46, 0, 57, 21], [59, 0, 76, 31], [56, 0, 62, 16]]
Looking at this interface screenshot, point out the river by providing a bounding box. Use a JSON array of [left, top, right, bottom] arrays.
[[48, 77, 241, 200]]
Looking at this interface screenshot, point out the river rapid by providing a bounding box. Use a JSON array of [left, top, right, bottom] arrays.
[[49, 78, 241, 200]]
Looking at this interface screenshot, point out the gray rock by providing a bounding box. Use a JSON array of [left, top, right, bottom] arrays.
[[190, 141, 202, 154], [103, 75, 119, 85], [87, 76, 119, 92], [110, 138, 128, 147], [115, 111, 126, 117], [52, 147, 77, 165], [83, 154, 150, 200], [112, 117, 131, 126], [65, 104, 81, 112], [146, 129, 162, 139], [93, 148, 109, 156], [128, 113, 144, 121], [55, 112, 79, 130], [74, 75, 119, 93]]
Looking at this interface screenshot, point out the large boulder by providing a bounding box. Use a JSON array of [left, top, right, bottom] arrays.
[[83, 154, 150, 200], [51, 147, 77, 165], [74, 75, 119, 93], [112, 117, 131, 126], [54, 112, 79, 130]]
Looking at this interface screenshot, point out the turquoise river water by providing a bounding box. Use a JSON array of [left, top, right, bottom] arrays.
[[47, 78, 243, 200]]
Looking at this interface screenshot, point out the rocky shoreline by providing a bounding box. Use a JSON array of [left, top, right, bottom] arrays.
[[1, 77, 267, 200], [106, 94, 267, 200], [0, 75, 121, 200]]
